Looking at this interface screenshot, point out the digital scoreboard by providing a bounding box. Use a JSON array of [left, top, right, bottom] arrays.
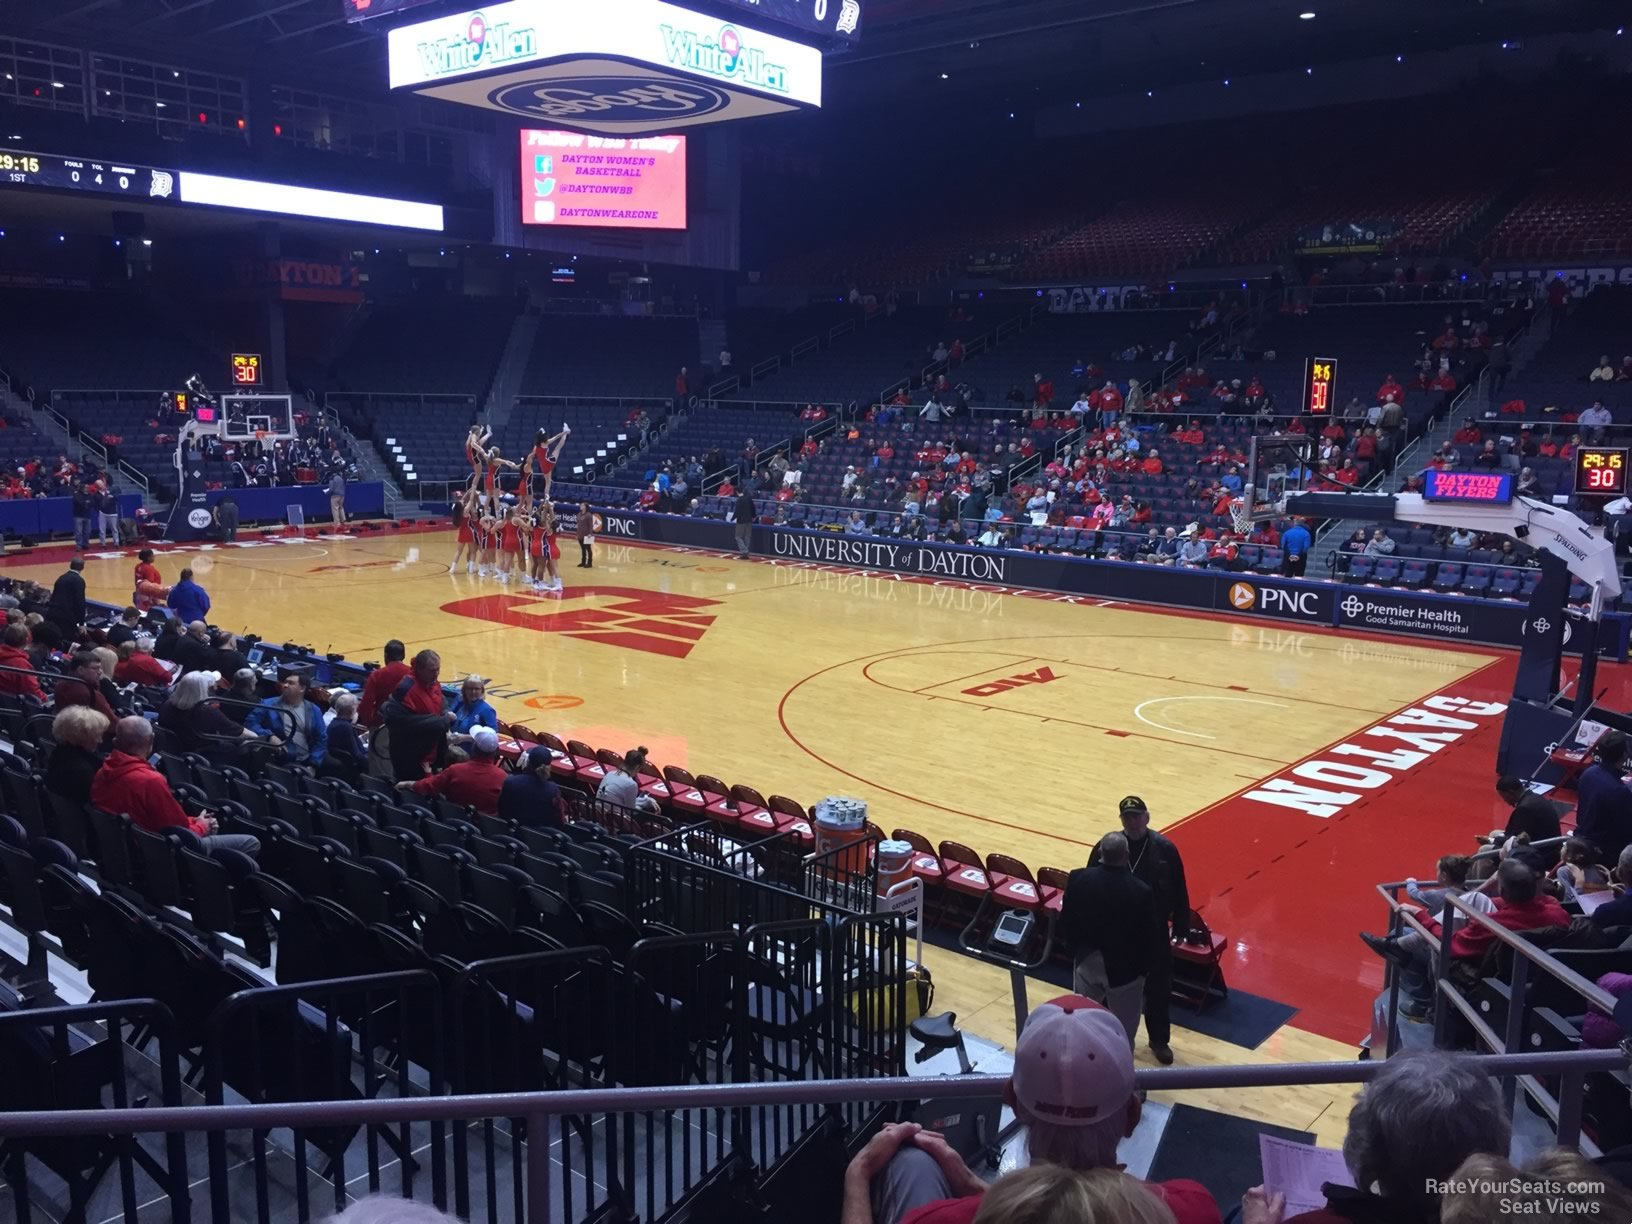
[[1575, 447, 1629, 497], [1422, 470, 1515, 504], [0, 150, 174, 201], [231, 353, 264, 387], [341, 0, 443, 22], [1303, 356, 1337, 417], [715, 0, 861, 42]]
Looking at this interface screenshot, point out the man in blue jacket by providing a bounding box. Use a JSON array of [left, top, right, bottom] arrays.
[[1280, 518, 1312, 578], [167, 568, 211, 624], [246, 673, 328, 767], [1577, 730, 1632, 866]]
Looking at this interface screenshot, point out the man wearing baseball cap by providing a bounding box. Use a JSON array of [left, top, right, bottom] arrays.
[[499, 744, 563, 828], [841, 996, 1220, 1224], [398, 724, 507, 817], [1089, 796, 1190, 1065]]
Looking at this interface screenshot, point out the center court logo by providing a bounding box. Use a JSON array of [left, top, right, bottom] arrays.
[[490, 78, 731, 123], [441, 587, 719, 659]]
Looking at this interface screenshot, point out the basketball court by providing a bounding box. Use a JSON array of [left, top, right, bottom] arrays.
[[7, 520, 1588, 1060]]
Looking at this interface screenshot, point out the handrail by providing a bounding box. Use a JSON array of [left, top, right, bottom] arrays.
[[118, 460, 150, 492], [0, 1050, 1616, 1138], [1440, 890, 1618, 1014]]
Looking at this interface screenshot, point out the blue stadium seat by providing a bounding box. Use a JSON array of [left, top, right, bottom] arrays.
[[1432, 563, 1464, 592], [1460, 566, 1493, 597], [1401, 560, 1430, 587], [1373, 557, 1403, 585], [1347, 555, 1375, 583]]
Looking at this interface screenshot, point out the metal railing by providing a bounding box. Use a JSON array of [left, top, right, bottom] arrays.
[[0, 1050, 1620, 1224], [1373, 875, 1628, 1140]]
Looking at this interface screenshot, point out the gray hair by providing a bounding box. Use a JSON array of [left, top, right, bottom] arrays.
[[1617, 846, 1632, 883], [1099, 831, 1130, 867], [1342, 1051, 1509, 1211], [333, 691, 358, 718], [1015, 1106, 1126, 1172], [169, 671, 218, 712]]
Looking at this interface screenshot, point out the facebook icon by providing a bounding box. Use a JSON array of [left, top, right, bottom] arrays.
[[533, 155, 553, 174]]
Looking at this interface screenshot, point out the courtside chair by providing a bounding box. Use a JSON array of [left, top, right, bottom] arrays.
[[662, 766, 713, 821], [891, 828, 946, 918], [937, 841, 998, 924], [1170, 907, 1229, 1011], [1035, 866, 1070, 921], [567, 741, 608, 785], [985, 853, 1052, 914]]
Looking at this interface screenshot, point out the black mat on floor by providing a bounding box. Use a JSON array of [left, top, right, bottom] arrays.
[[1147, 1103, 1313, 1211], [919, 925, 1297, 1048]]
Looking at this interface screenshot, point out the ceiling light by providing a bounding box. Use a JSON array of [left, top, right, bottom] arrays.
[[1299, 10, 1315, 18], [141, 238, 152, 247], [1396, 54, 1404, 62], [1305, 66, 1313, 74], [1223, 78, 1230, 85], [1146, 90, 1153, 97], [939, 72, 948, 79], [50, 81, 63, 89]]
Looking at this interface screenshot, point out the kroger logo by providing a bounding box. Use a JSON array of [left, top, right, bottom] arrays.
[[417, 11, 538, 78], [490, 77, 730, 123], [660, 24, 790, 94], [187, 508, 213, 529]]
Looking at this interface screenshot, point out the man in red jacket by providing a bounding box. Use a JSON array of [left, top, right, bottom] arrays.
[[358, 639, 411, 728], [841, 996, 1220, 1224], [92, 717, 260, 856], [399, 725, 507, 816], [0, 623, 44, 701]]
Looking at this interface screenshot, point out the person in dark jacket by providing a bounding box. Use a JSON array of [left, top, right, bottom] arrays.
[[381, 648, 452, 780], [42, 705, 108, 804], [321, 691, 369, 785], [44, 559, 87, 638], [70, 484, 93, 551], [501, 746, 563, 828], [1058, 832, 1156, 1049], [105, 606, 142, 649], [1087, 795, 1190, 1065], [1490, 774, 1562, 867], [733, 491, 756, 558], [1577, 730, 1632, 866]]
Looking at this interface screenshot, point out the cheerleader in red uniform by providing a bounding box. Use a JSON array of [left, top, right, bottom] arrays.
[[464, 423, 492, 492], [524, 423, 571, 504], [132, 548, 167, 612], [538, 503, 562, 592], [523, 505, 544, 589], [475, 503, 498, 578], [449, 489, 478, 575], [482, 449, 520, 502], [492, 504, 518, 583]]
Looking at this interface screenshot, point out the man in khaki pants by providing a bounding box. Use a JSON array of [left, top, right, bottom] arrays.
[[1058, 832, 1155, 1050]]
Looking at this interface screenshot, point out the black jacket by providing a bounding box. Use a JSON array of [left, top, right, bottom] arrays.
[[734, 493, 756, 525], [1058, 864, 1157, 986], [1090, 829, 1190, 934], [45, 570, 86, 631], [43, 744, 101, 806]]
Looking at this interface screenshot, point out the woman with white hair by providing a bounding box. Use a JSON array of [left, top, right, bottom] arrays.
[[322, 689, 368, 783], [158, 670, 256, 756]]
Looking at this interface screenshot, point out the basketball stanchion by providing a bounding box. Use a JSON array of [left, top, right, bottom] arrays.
[[285, 504, 306, 539]]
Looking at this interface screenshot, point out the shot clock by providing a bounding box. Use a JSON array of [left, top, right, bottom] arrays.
[[1575, 447, 1629, 497], [1303, 356, 1337, 416], [230, 353, 263, 387]]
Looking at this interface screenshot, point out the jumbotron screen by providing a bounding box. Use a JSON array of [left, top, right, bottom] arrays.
[[519, 130, 687, 230]]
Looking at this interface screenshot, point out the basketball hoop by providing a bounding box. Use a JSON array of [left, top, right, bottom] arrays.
[[1229, 496, 1254, 535]]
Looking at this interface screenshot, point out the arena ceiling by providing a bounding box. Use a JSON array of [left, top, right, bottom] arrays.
[[0, 0, 1618, 108]]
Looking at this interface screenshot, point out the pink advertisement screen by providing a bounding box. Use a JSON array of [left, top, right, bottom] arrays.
[[519, 130, 688, 231]]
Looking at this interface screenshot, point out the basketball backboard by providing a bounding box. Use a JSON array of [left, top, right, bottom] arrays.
[[1242, 434, 1316, 526]]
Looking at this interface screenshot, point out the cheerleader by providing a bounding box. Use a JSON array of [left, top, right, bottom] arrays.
[[521, 506, 543, 589], [523, 423, 571, 504], [463, 423, 492, 492], [482, 448, 520, 501], [496, 504, 525, 583], [538, 502, 563, 592], [476, 502, 499, 577], [449, 489, 478, 575], [133, 548, 167, 613]]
